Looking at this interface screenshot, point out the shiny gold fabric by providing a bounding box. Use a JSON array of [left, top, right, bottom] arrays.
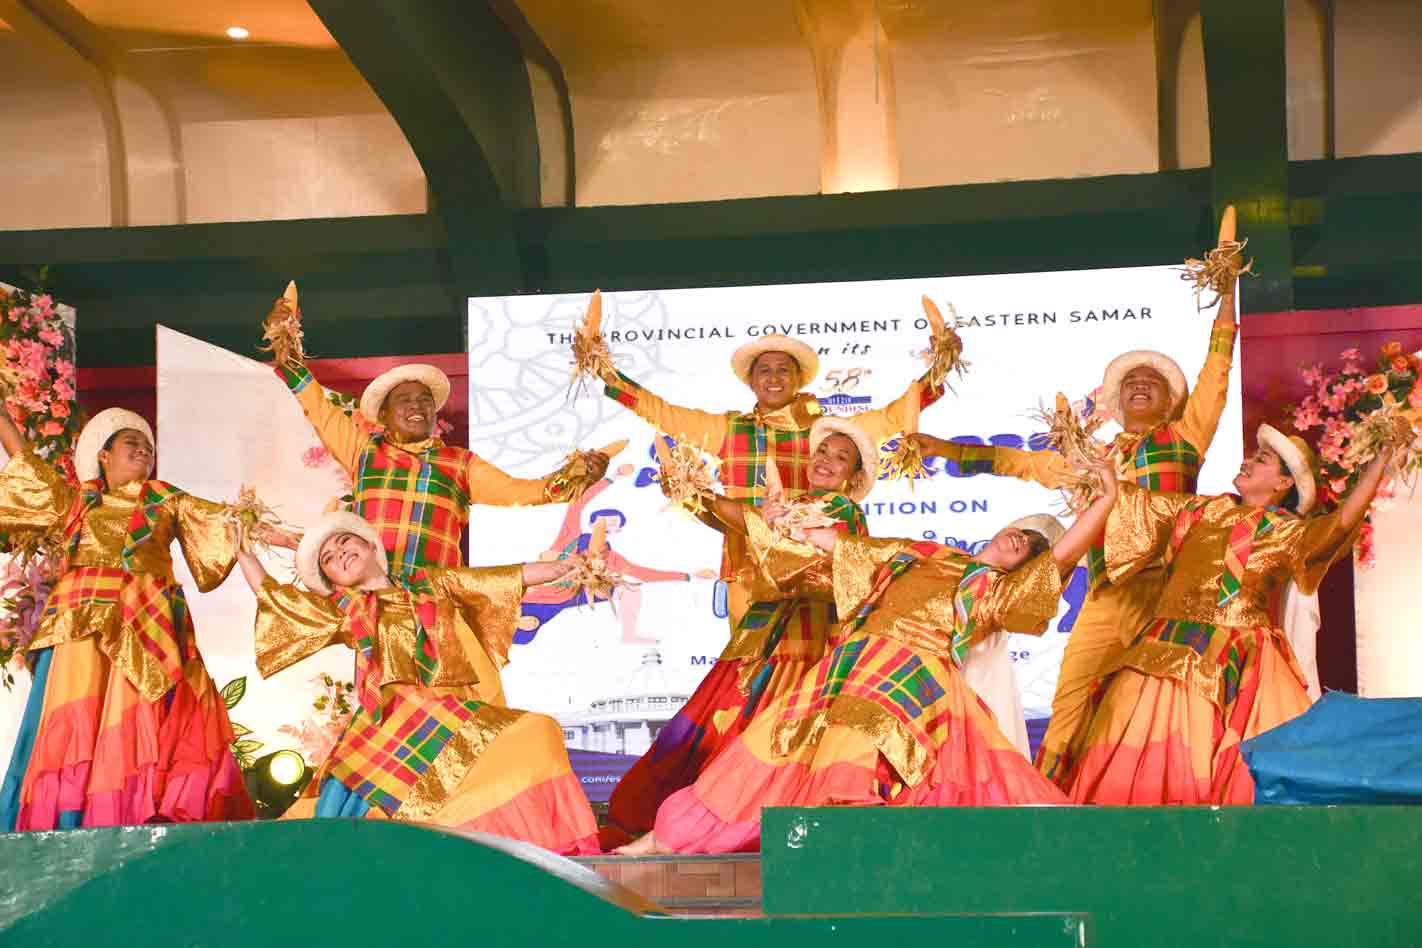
[[1105, 484, 1360, 629], [721, 510, 839, 662], [253, 564, 525, 695], [0, 451, 238, 697]]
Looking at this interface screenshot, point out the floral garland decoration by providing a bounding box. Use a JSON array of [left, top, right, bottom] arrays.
[[1292, 341, 1422, 569], [0, 280, 81, 687]]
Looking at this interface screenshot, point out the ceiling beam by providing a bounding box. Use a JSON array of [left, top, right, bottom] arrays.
[[307, 0, 543, 299]]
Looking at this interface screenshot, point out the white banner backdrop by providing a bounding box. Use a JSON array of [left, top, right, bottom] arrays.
[[155, 326, 354, 766], [468, 266, 1243, 785]]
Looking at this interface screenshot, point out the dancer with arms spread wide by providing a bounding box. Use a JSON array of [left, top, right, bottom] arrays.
[[0, 407, 254, 829]]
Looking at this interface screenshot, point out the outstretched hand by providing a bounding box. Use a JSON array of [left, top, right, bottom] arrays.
[[585, 451, 611, 482], [905, 433, 953, 458]]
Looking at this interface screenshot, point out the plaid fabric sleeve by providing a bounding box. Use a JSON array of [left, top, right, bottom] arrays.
[[277, 361, 368, 474], [602, 369, 725, 452], [1177, 321, 1237, 459]]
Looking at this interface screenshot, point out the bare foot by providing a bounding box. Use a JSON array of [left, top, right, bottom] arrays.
[[612, 832, 669, 856]]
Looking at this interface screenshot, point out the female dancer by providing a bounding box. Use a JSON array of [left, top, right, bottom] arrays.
[[234, 510, 600, 853], [1065, 423, 1401, 804], [601, 417, 876, 848], [622, 461, 1118, 853], [0, 408, 254, 829]]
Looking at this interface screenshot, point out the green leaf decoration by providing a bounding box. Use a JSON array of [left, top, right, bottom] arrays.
[[230, 723, 252, 737], [221, 677, 247, 710]]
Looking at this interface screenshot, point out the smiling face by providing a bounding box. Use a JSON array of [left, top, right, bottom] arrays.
[[1118, 365, 1172, 430], [379, 380, 438, 442], [317, 531, 385, 589], [748, 351, 802, 411], [809, 432, 861, 492], [97, 428, 154, 487], [977, 527, 1049, 572], [1233, 445, 1295, 507]]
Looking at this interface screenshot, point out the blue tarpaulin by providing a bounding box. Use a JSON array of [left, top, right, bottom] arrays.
[[1242, 691, 1422, 804]]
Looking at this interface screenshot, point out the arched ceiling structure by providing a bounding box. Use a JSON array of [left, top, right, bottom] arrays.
[[0, 0, 1420, 365]]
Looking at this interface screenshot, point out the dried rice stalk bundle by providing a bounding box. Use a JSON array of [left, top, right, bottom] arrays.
[[547, 439, 628, 498], [225, 485, 293, 556], [771, 497, 839, 542], [570, 290, 616, 398], [564, 552, 633, 608], [259, 281, 306, 365], [653, 437, 718, 517], [1346, 400, 1422, 487], [880, 437, 929, 489], [1181, 208, 1252, 310], [1, 529, 65, 576], [1033, 393, 1110, 513], [919, 297, 970, 391]]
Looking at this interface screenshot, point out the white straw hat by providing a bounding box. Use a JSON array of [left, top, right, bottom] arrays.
[[75, 408, 154, 483], [358, 364, 451, 421], [1257, 424, 1318, 514], [729, 335, 820, 388], [1100, 351, 1188, 422], [296, 510, 389, 595], [809, 416, 878, 502], [1007, 513, 1066, 545]]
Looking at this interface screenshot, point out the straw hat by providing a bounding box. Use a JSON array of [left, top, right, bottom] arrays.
[[1100, 351, 1187, 422], [1257, 424, 1318, 514], [809, 416, 878, 502], [296, 510, 389, 595], [729, 335, 820, 388], [1006, 513, 1066, 545], [75, 408, 154, 483], [358, 364, 451, 421]]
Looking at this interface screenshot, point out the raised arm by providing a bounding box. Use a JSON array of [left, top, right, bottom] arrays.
[[603, 369, 727, 454], [275, 359, 370, 476], [172, 494, 241, 592], [854, 375, 946, 444], [466, 449, 606, 507], [911, 433, 1074, 490], [1050, 457, 1119, 577]]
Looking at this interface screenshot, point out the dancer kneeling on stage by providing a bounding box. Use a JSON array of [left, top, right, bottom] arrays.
[[601, 416, 875, 849], [233, 510, 600, 854], [1064, 422, 1404, 805], [0, 408, 255, 830], [619, 459, 1118, 854]]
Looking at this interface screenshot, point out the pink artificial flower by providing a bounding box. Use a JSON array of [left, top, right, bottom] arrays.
[[29, 295, 53, 315], [1365, 374, 1389, 395], [50, 401, 69, 419], [1293, 403, 1322, 431], [1341, 347, 1363, 362], [37, 328, 63, 348], [1381, 341, 1403, 358], [39, 421, 63, 437], [301, 445, 331, 469], [53, 359, 74, 381], [1300, 364, 1325, 388]]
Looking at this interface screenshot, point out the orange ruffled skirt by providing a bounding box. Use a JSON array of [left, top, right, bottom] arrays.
[[1066, 625, 1313, 804], [600, 653, 815, 849], [1, 638, 254, 830], [653, 641, 1066, 854], [286, 710, 599, 856]]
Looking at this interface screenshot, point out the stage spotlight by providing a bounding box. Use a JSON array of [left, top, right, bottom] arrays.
[[244, 750, 312, 819], [226, 26, 250, 40]]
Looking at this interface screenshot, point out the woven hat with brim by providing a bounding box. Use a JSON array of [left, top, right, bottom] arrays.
[[1257, 424, 1318, 514], [358, 363, 451, 422], [1100, 350, 1188, 422], [296, 510, 389, 596], [1007, 513, 1066, 546], [809, 416, 878, 503], [730, 335, 820, 388], [75, 408, 155, 483]]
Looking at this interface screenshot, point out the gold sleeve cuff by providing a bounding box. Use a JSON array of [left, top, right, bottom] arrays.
[[253, 576, 347, 678], [174, 494, 239, 592], [975, 551, 1062, 640], [1291, 509, 1364, 595], [0, 448, 74, 532], [438, 564, 526, 669]]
